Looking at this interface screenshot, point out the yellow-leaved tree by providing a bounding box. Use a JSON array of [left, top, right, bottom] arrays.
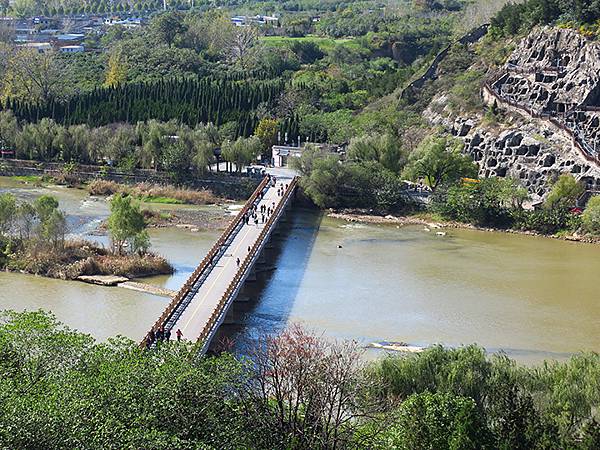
[[104, 50, 127, 88]]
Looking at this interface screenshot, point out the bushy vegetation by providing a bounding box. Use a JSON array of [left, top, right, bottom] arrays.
[[0, 0, 480, 147], [582, 195, 600, 234], [292, 143, 410, 211], [0, 193, 67, 259], [0, 192, 172, 278], [491, 0, 600, 38], [0, 111, 266, 179], [0, 311, 598, 449], [88, 180, 217, 205], [432, 173, 589, 235]]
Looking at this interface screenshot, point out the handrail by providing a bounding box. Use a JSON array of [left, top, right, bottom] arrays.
[[194, 176, 299, 352], [139, 175, 270, 348], [483, 82, 600, 166]]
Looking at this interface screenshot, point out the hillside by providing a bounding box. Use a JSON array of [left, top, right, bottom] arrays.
[[420, 26, 600, 202]]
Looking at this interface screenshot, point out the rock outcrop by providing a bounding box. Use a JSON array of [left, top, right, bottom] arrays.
[[491, 27, 600, 162], [424, 26, 600, 201], [500, 27, 600, 112], [453, 119, 600, 200]]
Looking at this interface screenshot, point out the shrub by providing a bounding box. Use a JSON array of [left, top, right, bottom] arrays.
[[582, 195, 600, 235], [544, 175, 584, 210], [512, 208, 579, 235]]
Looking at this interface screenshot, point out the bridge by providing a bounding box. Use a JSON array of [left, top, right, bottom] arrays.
[[141, 173, 299, 353]]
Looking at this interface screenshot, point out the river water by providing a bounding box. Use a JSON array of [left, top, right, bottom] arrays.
[[1, 177, 598, 363]]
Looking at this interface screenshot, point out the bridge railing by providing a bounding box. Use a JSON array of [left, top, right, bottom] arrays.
[[140, 175, 270, 348], [194, 176, 299, 352]]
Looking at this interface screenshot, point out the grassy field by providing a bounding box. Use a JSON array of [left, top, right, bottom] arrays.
[[261, 35, 358, 51], [11, 175, 44, 183], [139, 195, 184, 205]]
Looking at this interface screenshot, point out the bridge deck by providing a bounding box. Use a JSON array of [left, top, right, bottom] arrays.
[[142, 174, 297, 351], [175, 180, 289, 342]]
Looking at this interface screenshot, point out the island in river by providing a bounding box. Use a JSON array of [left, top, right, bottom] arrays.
[[0, 177, 233, 284]]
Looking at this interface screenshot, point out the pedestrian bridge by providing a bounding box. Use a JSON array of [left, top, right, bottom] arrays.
[[141, 174, 299, 353]]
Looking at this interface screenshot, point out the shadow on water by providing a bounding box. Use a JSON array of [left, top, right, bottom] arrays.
[[220, 206, 323, 355]]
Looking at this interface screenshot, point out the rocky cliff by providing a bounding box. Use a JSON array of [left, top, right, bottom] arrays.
[[424, 26, 600, 202], [500, 27, 600, 112]]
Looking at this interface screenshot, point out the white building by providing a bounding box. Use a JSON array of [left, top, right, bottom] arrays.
[[271, 142, 344, 167], [20, 42, 52, 53], [59, 45, 84, 53], [230, 15, 279, 27]]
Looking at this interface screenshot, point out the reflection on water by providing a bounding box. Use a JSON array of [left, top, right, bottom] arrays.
[[228, 209, 600, 363], [1, 177, 599, 363]]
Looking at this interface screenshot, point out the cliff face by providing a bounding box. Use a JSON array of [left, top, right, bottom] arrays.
[[425, 26, 600, 201], [502, 27, 600, 111], [455, 118, 600, 200]]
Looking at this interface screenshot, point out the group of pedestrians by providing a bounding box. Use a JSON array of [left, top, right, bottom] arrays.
[[244, 190, 282, 227], [144, 175, 293, 351], [276, 184, 289, 197], [145, 326, 183, 348]]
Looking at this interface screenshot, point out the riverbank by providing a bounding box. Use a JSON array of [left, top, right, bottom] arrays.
[[3, 175, 235, 233], [0, 158, 260, 199], [328, 209, 600, 244], [2, 239, 174, 281], [87, 180, 218, 205]]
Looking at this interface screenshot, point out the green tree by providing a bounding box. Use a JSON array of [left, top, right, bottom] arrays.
[[299, 155, 344, 208], [348, 133, 407, 174], [221, 136, 261, 173], [161, 137, 193, 182], [402, 135, 477, 190], [435, 177, 528, 227], [38, 208, 67, 250], [582, 195, 600, 234], [32, 195, 66, 250], [1, 48, 65, 104], [150, 12, 186, 47], [0, 193, 16, 236], [544, 174, 585, 210], [107, 194, 148, 255], [34, 195, 59, 223], [254, 118, 278, 159], [0, 110, 19, 150], [374, 392, 490, 449]]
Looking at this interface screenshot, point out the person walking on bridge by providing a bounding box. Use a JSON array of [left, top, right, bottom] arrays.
[[156, 326, 164, 342], [176, 329, 183, 342]]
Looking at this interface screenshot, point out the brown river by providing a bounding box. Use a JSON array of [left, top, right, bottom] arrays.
[[1, 177, 598, 363]]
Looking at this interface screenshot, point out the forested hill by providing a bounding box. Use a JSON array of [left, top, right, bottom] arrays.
[[0, 0, 505, 141], [2, 0, 600, 221]]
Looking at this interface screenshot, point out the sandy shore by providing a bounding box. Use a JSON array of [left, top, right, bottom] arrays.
[[142, 206, 234, 232], [328, 209, 600, 244]]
